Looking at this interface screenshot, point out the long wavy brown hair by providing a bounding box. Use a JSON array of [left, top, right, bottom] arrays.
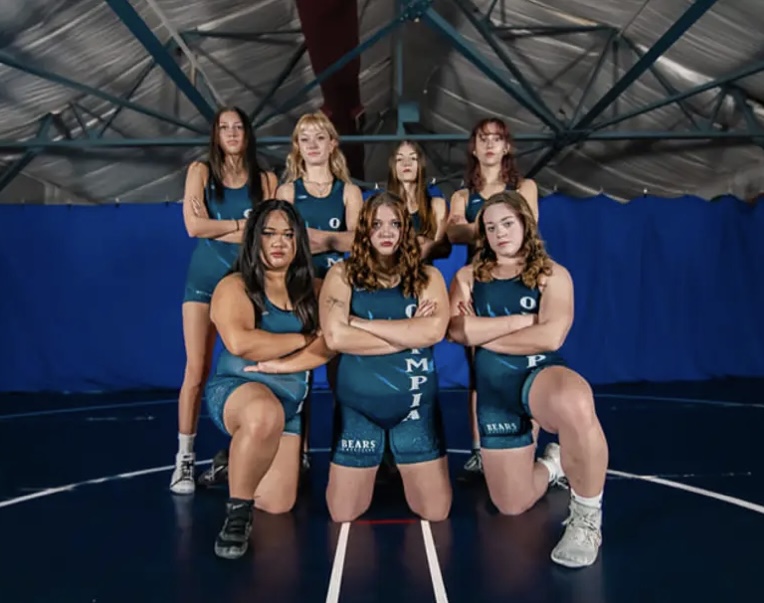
[[344, 191, 429, 298], [386, 141, 436, 238], [472, 191, 552, 289], [283, 112, 351, 184], [466, 117, 520, 192]]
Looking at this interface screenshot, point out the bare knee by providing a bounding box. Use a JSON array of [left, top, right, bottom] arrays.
[[327, 495, 369, 523], [256, 491, 297, 515], [493, 493, 536, 516], [554, 389, 597, 434], [328, 505, 364, 523], [413, 497, 451, 523], [238, 405, 284, 442], [183, 357, 211, 388]]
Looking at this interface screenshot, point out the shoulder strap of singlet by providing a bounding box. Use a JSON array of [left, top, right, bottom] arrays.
[[293, 177, 306, 196]]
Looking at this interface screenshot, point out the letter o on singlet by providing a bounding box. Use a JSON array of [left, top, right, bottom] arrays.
[[243, 208, 253, 219], [329, 217, 341, 229], [520, 296, 536, 311], [405, 303, 418, 318]]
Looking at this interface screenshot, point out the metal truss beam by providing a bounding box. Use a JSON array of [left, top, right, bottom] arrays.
[[525, 0, 718, 177], [104, 0, 218, 122], [182, 29, 302, 42], [620, 36, 700, 130], [394, 0, 405, 134], [0, 50, 205, 134], [492, 25, 613, 39], [0, 115, 54, 194], [423, 5, 562, 132], [483, 0, 501, 21], [706, 87, 728, 128], [729, 87, 764, 151], [569, 30, 616, 126], [575, 0, 718, 131], [594, 57, 764, 131], [449, 0, 562, 132], [255, 1, 418, 128], [97, 56, 159, 137], [68, 103, 94, 139], [0, 132, 541, 151], [142, 0, 225, 107], [249, 43, 307, 122], [3, 129, 764, 152]]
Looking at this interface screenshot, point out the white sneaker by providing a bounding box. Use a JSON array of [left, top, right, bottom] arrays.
[[551, 498, 602, 568], [170, 453, 196, 495]]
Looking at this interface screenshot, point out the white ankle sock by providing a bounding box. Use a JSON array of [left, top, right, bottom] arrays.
[[571, 489, 603, 510], [178, 433, 195, 456], [538, 456, 561, 483], [472, 437, 480, 451]]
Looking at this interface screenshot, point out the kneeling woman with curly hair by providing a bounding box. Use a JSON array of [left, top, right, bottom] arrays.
[[319, 191, 452, 523], [448, 190, 608, 568]]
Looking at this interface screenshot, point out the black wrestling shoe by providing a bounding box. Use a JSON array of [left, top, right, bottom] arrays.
[[214, 499, 253, 560], [197, 448, 229, 488]]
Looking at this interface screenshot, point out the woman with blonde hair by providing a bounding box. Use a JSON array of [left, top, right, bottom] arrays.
[[277, 111, 364, 470], [277, 111, 364, 289]]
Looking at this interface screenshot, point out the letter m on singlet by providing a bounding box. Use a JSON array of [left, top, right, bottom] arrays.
[[405, 357, 430, 372]]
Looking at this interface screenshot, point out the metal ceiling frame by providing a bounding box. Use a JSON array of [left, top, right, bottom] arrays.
[[104, 0, 218, 121], [3, 0, 764, 195]]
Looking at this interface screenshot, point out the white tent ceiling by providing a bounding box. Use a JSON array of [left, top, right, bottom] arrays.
[[1, 0, 763, 204]]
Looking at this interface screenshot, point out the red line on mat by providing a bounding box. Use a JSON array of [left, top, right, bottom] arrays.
[[355, 518, 417, 525]]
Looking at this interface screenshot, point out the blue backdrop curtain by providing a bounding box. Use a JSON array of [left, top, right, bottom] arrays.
[[1, 194, 762, 394]]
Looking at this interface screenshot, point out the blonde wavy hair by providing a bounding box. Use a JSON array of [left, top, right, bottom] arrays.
[[283, 112, 351, 184], [472, 191, 552, 289], [344, 191, 429, 298]]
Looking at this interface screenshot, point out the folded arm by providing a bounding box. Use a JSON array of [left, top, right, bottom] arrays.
[[182, 161, 243, 240], [210, 274, 310, 362], [446, 189, 478, 244], [247, 335, 336, 374], [350, 266, 449, 349], [483, 264, 573, 355], [320, 263, 407, 355], [446, 267, 531, 345]]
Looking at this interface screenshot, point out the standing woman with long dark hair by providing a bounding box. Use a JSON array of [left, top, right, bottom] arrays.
[[446, 117, 539, 476], [171, 107, 278, 495]]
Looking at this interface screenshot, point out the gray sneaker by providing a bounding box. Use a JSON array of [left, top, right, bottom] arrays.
[[463, 449, 483, 474], [551, 499, 602, 568]]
